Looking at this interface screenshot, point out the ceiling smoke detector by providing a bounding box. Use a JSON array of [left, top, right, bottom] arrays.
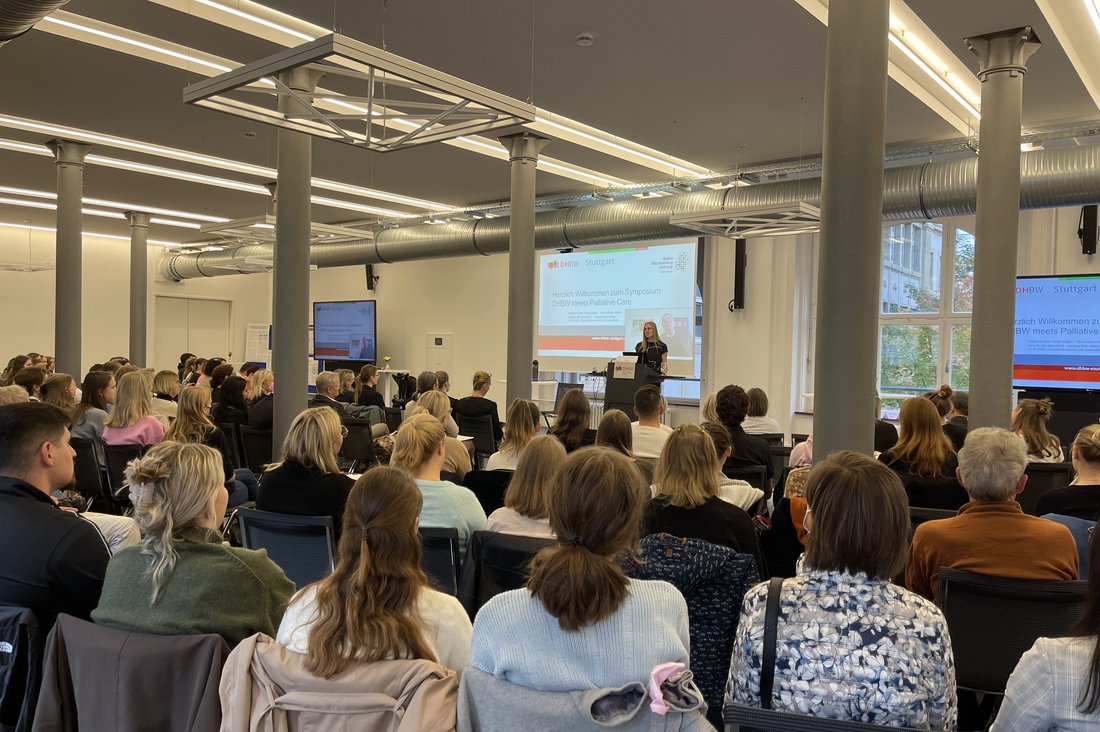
[[576, 32, 594, 47]]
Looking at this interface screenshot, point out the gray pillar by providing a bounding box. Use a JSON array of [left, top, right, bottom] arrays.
[[46, 139, 94, 377], [965, 28, 1041, 428], [271, 67, 322, 450], [811, 0, 890, 458], [126, 212, 150, 366], [500, 132, 550, 408]]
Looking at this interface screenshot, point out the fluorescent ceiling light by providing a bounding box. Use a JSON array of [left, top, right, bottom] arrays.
[[888, 32, 980, 120], [0, 184, 229, 223], [39, 11, 633, 189], [142, 1, 704, 181], [1034, 1, 1100, 113], [0, 219, 179, 246]]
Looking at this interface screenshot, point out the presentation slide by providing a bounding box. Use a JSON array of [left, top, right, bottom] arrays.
[[313, 300, 377, 362], [1014, 275, 1100, 390], [537, 240, 698, 377]]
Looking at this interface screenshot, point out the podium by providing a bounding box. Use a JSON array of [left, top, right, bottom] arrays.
[[604, 357, 663, 415]]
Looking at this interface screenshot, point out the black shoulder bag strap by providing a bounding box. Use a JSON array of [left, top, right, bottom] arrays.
[[759, 576, 784, 710]]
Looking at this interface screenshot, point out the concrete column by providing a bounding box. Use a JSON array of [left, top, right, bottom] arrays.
[[271, 67, 323, 448], [811, 0, 890, 458], [46, 139, 94, 376], [126, 211, 150, 366], [965, 28, 1041, 428], [499, 132, 550, 408]]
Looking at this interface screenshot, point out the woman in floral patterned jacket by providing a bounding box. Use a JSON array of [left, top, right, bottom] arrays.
[[726, 451, 958, 730]]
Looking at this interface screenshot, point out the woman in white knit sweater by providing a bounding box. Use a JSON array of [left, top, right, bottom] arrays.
[[470, 446, 690, 690]]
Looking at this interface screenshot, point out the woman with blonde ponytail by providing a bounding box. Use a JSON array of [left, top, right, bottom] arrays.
[[470, 447, 689, 689], [1036, 424, 1100, 519], [277, 466, 472, 674], [92, 441, 294, 645]]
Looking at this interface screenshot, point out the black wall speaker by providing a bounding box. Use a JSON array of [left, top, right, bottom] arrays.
[[1079, 205, 1097, 255], [729, 238, 747, 311], [365, 264, 376, 291]]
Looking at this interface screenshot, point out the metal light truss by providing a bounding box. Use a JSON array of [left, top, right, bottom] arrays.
[[670, 202, 822, 239], [196, 214, 372, 244], [183, 34, 535, 152]]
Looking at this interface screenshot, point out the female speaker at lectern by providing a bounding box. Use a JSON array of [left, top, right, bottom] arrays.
[[634, 320, 669, 375]]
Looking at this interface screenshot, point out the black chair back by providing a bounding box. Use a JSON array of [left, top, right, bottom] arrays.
[[759, 497, 803, 579], [339, 423, 376, 473], [102, 444, 147, 501], [757, 433, 785, 447], [236, 509, 334, 588], [768, 445, 791, 484], [723, 464, 768, 490], [238, 426, 274, 474], [455, 414, 496, 468], [909, 506, 956, 532], [70, 438, 108, 510], [791, 433, 810, 447], [1021, 462, 1075, 515], [725, 702, 917, 730], [458, 530, 555, 616], [419, 527, 461, 595], [937, 567, 1088, 695], [214, 422, 243, 470], [462, 470, 513, 515]]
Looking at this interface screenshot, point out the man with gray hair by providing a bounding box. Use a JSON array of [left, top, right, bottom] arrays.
[[308, 370, 382, 429], [906, 427, 1078, 601]]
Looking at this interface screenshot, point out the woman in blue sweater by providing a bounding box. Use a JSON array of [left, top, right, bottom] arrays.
[[470, 446, 690, 690]]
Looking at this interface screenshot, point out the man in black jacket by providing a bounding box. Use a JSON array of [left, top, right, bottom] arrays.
[[0, 403, 110, 630]]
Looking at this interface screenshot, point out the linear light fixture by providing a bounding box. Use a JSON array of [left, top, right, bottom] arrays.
[[0, 184, 229, 222], [0, 195, 202, 228], [146, 0, 711, 180], [792, 0, 981, 134], [38, 11, 632, 189], [0, 219, 179, 246], [1033, 1, 1100, 113]]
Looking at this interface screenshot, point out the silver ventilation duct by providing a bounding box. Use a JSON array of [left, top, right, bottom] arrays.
[[0, 0, 69, 46], [160, 145, 1100, 280]]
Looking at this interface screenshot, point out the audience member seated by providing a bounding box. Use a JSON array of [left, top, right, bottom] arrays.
[[93, 441, 293, 646], [874, 394, 899, 453], [352, 364, 385, 410], [99, 359, 123, 380], [943, 389, 969, 451], [14, 366, 45, 400], [486, 398, 540, 471], [101, 371, 166, 446], [485, 436, 564, 539], [727, 451, 957, 729], [630, 384, 673, 459], [309, 371, 379, 426], [716, 384, 774, 491], [701, 421, 763, 511], [277, 466, 472, 673], [1014, 397, 1065, 463], [177, 352, 195, 382], [701, 392, 719, 422], [878, 396, 966, 510], [548, 388, 596, 453], [788, 432, 813, 467], [70, 371, 115, 441], [239, 362, 261, 379], [0, 403, 110, 629], [181, 356, 201, 385], [596, 409, 653, 484], [454, 370, 503, 442], [257, 407, 354, 538], [1038, 424, 1100, 521], [644, 424, 765, 576], [332, 368, 356, 404], [0, 385, 28, 406], [248, 369, 275, 430], [410, 391, 472, 482], [470, 447, 689, 690], [150, 369, 180, 423], [924, 383, 953, 420], [211, 375, 250, 426], [0, 354, 30, 386], [907, 427, 1079, 601], [993, 523, 1100, 731], [406, 371, 459, 437], [165, 386, 258, 507], [742, 387, 781, 435], [39, 373, 77, 416], [209, 362, 235, 401], [197, 357, 225, 387], [390, 413, 486, 555], [436, 369, 458, 411]]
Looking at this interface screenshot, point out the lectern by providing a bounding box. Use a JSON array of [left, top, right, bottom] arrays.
[[604, 357, 663, 415]]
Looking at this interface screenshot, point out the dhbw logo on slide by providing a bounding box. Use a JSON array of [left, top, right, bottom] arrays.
[[547, 260, 578, 269]]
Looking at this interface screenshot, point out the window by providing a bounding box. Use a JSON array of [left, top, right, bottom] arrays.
[[878, 218, 973, 417]]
